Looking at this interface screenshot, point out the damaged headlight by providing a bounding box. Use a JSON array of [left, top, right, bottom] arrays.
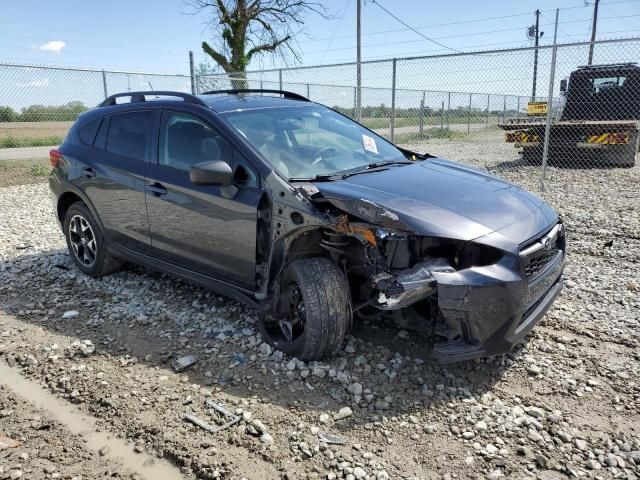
[[376, 231, 503, 271]]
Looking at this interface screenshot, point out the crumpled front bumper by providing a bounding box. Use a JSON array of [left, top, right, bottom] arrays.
[[430, 249, 565, 363]]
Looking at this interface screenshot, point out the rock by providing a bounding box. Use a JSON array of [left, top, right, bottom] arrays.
[[24, 355, 38, 366], [334, 407, 352, 421], [258, 343, 272, 356], [485, 444, 498, 455], [526, 364, 542, 375], [585, 459, 601, 470], [171, 355, 198, 372], [9, 470, 22, 480], [423, 425, 437, 434], [535, 454, 549, 468], [260, 433, 274, 444], [352, 467, 366, 479], [486, 470, 503, 479], [348, 382, 363, 396], [319, 413, 330, 424], [462, 431, 475, 440], [98, 445, 111, 456], [62, 310, 79, 319], [574, 438, 588, 451], [525, 406, 544, 418], [475, 420, 488, 432], [251, 419, 267, 434], [527, 429, 544, 443]]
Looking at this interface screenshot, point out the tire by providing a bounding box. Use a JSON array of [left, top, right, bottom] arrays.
[[63, 202, 121, 277], [259, 257, 352, 361]]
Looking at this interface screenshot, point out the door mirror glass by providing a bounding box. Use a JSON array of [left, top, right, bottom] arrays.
[[190, 160, 233, 186]]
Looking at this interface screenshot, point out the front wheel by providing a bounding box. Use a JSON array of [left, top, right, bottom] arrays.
[[259, 257, 352, 360]]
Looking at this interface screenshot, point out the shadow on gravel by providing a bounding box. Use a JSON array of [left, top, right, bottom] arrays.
[[1, 248, 524, 422], [494, 156, 636, 170]]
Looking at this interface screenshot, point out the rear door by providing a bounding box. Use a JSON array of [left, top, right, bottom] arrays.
[[145, 109, 261, 287], [77, 109, 154, 252]]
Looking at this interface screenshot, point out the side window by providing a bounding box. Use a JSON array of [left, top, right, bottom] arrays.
[[159, 112, 231, 172], [78, 118, 101, 146], [105, 111, 152, 160], [233, 150, 259, 189]]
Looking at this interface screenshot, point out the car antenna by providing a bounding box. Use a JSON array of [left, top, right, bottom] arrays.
[[147, 81, 160, 99]]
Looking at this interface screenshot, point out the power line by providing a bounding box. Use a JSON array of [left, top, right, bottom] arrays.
[[320, 0, 350, 63], [367, 0, 460, 52]]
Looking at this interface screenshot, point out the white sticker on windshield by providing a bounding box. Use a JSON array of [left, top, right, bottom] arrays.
[[362, 134, 378, 154]]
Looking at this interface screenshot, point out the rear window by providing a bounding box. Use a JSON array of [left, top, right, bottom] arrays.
[[592, 76, 626, 93], [105, 111, 152, 160]]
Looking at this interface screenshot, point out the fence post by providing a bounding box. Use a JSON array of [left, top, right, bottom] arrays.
[[540, 9, 560, 193], [503, 95, 507, 122], [353, 87, 357, 118], [278, 69, 283, 91], [390, 58, 397, 142], [517, 96, 521, 116], [467, 93, 472, 134], [486, 94, 490, 129], [306, 83, 310, 100], [440, 100, 445, 130], [189, 51, 196, 95], [419, 91, 425, 136], [102, 70, 108, 99], [447, 92, 451, 129]]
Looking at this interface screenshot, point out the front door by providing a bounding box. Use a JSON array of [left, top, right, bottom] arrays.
[[145, 109, 261, 288]]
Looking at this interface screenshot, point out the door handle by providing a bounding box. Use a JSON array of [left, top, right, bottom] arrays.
[[147, 182, 168, 196], [81, 167, 96, 178]]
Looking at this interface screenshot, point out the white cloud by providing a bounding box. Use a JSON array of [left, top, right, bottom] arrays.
[[39, 40, 66, 54], [16, 78, 50, 88]]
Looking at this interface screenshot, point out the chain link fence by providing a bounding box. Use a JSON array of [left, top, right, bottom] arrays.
[[198, 37, 640, 197], [1, 38, 638, 197], [0, 64, 190, 160]]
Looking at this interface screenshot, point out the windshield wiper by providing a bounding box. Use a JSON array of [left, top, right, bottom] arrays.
[[366, 159, 414, 169], [288, 160, 415, 183]]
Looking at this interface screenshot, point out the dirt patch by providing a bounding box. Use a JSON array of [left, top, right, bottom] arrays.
[[0, 159, 51, 187], [0, 122, 72, 140]]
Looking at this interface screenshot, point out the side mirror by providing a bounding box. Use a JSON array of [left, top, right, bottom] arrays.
[[190, 160, 233, 186], [559, 79, 568, 94]]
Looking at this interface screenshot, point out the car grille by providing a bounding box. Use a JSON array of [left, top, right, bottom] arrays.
[[520, 223, 564, 280]]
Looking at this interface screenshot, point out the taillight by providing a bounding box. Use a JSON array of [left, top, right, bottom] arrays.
[[50, 148, 61, 167]]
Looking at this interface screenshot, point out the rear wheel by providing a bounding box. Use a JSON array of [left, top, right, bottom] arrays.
[[259, 257, 351, 360], [63, 202, 121, 277]]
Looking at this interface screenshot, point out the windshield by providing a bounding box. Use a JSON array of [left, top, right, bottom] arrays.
[[222, 105, 407, 180]]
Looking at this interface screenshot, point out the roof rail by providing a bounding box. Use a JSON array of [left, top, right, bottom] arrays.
[[201, 89, 309, 102], [576, 62, 638, 69], [99, 91, 208, 108]]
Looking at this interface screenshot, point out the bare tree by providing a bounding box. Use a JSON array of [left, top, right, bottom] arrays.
[[185, 0, 327, 89]]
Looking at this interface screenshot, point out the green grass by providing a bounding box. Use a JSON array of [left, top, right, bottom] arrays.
[[29, 163, 51, 176], [0, 135, 63, 148]]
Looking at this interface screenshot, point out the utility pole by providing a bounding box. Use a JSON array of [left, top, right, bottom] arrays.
[[356, 0, 362, 121], [531, 9, 541, 101], [588, 0, 600, 65]]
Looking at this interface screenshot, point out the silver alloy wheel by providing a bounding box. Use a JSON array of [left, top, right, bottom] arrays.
[[68, 214, 97, 267]]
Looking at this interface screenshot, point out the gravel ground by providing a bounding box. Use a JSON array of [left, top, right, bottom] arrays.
[[1, 131, 639, 479]]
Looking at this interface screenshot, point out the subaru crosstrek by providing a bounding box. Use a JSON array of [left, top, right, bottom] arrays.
[[49, 89, 566, 362]]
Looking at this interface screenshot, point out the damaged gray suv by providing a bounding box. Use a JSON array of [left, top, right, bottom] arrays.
[[49, 89, 565, 363]]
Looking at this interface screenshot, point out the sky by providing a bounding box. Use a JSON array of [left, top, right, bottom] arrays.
[[1, 0, 639, 73], [1, 0, 640, 110]]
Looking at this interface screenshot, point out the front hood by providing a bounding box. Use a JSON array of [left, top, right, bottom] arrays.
[[312, 158, 557, 249]]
